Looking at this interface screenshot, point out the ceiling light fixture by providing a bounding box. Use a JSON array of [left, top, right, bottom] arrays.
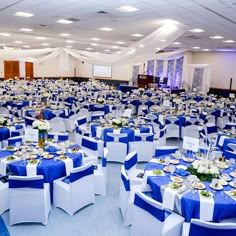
[[56, 19, 73, 24], [60, 33, 70, 37], [188, 28, 205, 33], [172, 42, 182, 45], [86, 47, 93, 50], [139, 44, 144, 48], [65, 40, 74, 43], [192, 46, 200, 49], [104, 49, 110, 52], [117, 6, 139, 12], [116, 41, 125, 44], [65, 45, 72, 48], [222, 40, 235, 43], [14, 11, 34, 17], [13, 41, 23, 44], [160, 39, 166, 42], [90, 43, 98, 46], [0, 32, 11, 36], [210, 35, 224, 39], [23, 45, 30, 48], [20, 28, 34, 32], [35, 36, 46, 40], [131, 34, 143, 37], [41, 43, 49, 46], [112, 46, 119, 49], [202, 49, 210, 51], [156, 47, 161, 50], [99, 27, 113, 31], [91, 38, 100, 41]]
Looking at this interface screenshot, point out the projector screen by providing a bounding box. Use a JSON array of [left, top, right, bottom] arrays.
[[93, 64, 112, 78]]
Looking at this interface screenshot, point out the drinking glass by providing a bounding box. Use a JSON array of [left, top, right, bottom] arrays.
[[54, 135, 58, 143]]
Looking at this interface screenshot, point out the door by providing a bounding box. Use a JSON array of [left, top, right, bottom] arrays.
[[4, 60, 20, 79], [25, 62, 34, 80]]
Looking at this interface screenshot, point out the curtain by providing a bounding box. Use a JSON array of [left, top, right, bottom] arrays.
[[147, 60, 154, 76], [155, 60, 163, 78], [173, 56, 184, 88], [167, 60, 175, 87], [131, 66, 140, 85]]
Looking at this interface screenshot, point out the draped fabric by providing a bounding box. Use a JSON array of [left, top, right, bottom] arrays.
[[173, 56, 184, 88], [131, 66, 140, 85], [156, 60, 164, 78], [192, 68, 204, 91], [167, 60, 175, 87], [147, 60, 155, 76], [0, 23, 185, 65]]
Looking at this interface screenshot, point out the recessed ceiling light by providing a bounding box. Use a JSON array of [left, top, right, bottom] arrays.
[[65, 45, 72, 48], [160, 39, 166, 42], [116, 41, 125, 44], [90, 43, 98, 46], [104, 49, 110, 52], [86, 47, 93, 50], [210, 36, 224, 39], [41, 43, 49, 46], [139, 44, 144, 48], [60, 33, 70, 37], [56, 19, 73, 24], [188, 28, 205, 33], [35, 36, 46, 40], [172, 42, 182, 45], [99, 27, 113, 31], [65, 40, 74, 43], [23, 45, 30, 48], [128, 48, 136, 54], [0, 32, 11, 36], [20, 28, 34, 32], [13, 41, 23, 44], [131, 34, 143, 37], [117, 6, 139, 12], [91, 38, 100, 41], [112, 46, 119, 49], [202, 49, 210, 51], [156, 47, 161, 50], [192, 46, 200, 49], [95, 52, 100, 54], [14, 11, 34, 17], [222, 40, 235, 43], [0, 43, 6, 46]]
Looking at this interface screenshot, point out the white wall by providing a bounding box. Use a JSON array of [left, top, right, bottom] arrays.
[[192, 51, 236, 90]]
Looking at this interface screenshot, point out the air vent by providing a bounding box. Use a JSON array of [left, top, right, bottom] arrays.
[[131, 39, 138, 42], [97, 11, 109, 14], [186, 35, 201, 39], [37, 24, 47, 28], [66, 18, 80, 22]]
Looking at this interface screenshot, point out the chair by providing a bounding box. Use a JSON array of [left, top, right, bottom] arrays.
[[81, 136, 101, 164], [122, 108, 132, 119], [53, 162, 95, 216], [47, 132, 69, 142], [94, 148, 108, 196], [24, 116, 36, 127], [227, 143, 236, 152], [49, 117, 67, 133], [154, 146, 178, 157], [205, 122, 218, 139], [165, 116, 180, 139], [129, 133, 154, 162], [8, 135, 25, 146], [90, 104, 105, 121], [0, 180, 9, 215], [106, 132, 128, 163], [131, 192, 184, 236], [75, 126, 90, 146], [182, 218, 236, 236], [118, 166, 143, 227], [182, 117, 199, 139], [124, 151, 144, 184], [9, 175, 51, 225]]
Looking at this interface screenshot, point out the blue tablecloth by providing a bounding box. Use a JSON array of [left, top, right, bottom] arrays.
[[0, 127, 10, 141], [216, 132, 236, 152], [145, 155, 236, 222]]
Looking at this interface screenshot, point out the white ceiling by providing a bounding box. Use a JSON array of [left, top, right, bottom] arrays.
[[1, 0, 236, 53]]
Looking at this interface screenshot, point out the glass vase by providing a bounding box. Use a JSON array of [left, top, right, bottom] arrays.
[[38, 130, 47, 149]]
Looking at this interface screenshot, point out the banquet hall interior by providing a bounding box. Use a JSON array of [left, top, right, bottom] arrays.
[[0, 0, 236, 235]]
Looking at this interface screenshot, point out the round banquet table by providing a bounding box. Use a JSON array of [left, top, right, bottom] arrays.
[[145, 154, 236, 222]]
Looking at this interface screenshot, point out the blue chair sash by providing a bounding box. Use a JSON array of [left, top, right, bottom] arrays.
[[70, 165, 94, 183], [155, 148, 178, 157], [121, 172, 130, 191], [77, 117, 87, 126], [134, 193, 165, 222], [8, 137, 23, 146], [189, 223, 236, 236], [124, 153, 137, 170], [102, 156, 107, 167], [207, 126, 217, 134], [48, 134, 69, 141], [9, 178, 44, 189], [134, 134, 154, 141], [82, 138, 98, 151]]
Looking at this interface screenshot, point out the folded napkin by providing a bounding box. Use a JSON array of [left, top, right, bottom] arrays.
[[218, 135, 229, 147], [225, 191, 236, 201], [174, 169, 190, 177], [26, 161, 38, 176], [198, 192, 215, 221], [60, 157, 73, 176], [45, 146, 60, 153]]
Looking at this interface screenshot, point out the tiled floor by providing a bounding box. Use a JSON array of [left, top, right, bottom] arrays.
[[1, 138, 182, 236]]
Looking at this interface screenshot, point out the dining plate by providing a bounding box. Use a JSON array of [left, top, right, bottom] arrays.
[[230, 171, 236, 178], [183, 157, 194, 163], [152, 169, 165, 176], [169, 182, 182, 190], [42, 154, 54, 159], [228, 190, 236, 198], [163, 166, 171, 172], [199, 190, 213, 198], [229, 181, 236, 188], [171, 176, 183, 183], [170, 159, 179, 165], [192, 182, 205, 190], [210, 183, 224, 190]]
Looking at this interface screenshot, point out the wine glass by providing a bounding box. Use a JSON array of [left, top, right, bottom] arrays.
[[165, 156, 171, 166], [230, 158, 235, 170], [15, 142, 21, 150], [54, 135, 58, 143]]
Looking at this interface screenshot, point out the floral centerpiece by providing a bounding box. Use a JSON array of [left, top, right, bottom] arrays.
[[32, 119, 50, 149], [112, 118, 128, 128], [97, 98, 105, 104], [0, 117, 8, 126], [139, 88, 145, 95], [187, 160, 219, 181]]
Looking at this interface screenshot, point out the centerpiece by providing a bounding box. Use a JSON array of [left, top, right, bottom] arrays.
[[187, 160, 219, 181], [96, 98, 105, 104], [0, 117, 8, 126], [112, 118, 128, 128], [32, 119, 50, 149]]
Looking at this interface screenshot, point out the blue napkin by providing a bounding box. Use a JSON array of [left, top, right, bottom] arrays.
[[45, 146, 59, 153], [174, 169, 189, 177]]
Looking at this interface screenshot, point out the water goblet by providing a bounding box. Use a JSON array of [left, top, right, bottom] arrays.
[[165, 156, 171, 166], [230, 158, 235, 170], [54, 135, 58, 143], [15, 142, 21, 150]]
